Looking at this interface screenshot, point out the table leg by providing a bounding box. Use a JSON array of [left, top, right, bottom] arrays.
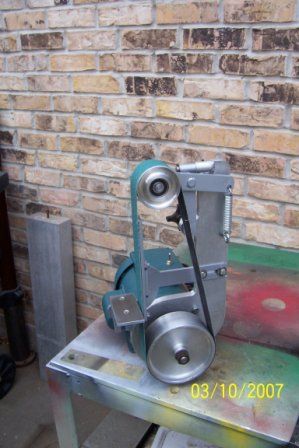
[[47, 368, 79, 448]]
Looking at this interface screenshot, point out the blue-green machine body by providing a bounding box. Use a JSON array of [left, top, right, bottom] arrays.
[[102, 159, 234, 384]]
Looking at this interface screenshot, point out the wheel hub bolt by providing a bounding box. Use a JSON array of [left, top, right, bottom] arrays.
[[175, 349, 190, 365]]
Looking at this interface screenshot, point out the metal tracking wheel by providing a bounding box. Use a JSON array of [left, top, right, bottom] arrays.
[[0, 354, 16, 399], [146, 311, 215, 384]]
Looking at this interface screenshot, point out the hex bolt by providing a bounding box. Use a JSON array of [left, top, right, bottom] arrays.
[[123, 309, 130, 315], [218, 267, 227, 277], [175, 349, 190, 365], [187, 177, 196, 188], [201, 270, 207, 279], [119, 296, 125, 301]]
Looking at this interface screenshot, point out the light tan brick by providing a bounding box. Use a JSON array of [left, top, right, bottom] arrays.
[[35, 114, 76, 133], [2, 148, 35, 165], [50, 54, 96, 72], [284, 206, 299, 228], [81, 158, 127, 178], [248, 178, 299, 204], [61, 136, 103, 155], [100, 53, 151, 72], [0, 57, 4, 71], [74, 243, 110, 264], [54, 95, 98, 114], [73, 75, 119, 94], [0, 111, 32, 128], [3, 165, 23, 181], [67, 30, 116, 50], [157, 99, 214, 121], [86, 262, 116, 282], [84, 228, 127, 251], [291, 159, 299, 180], [83, 195, 128, 217], [12, 94, 51, 111], [0, 0, 24, 10], [79, 116, 127, 136], [184, 78, 244, 100], [48, 8, 95, 28], [102, 98, 153, 118], [75, 276, 109, 295], [40, 188, 80, 207], [254, 130, 299, 156], [131, 121, 183, 141], [108, 141, 155, 161], [225, 152, 285, 178], [39, 153, 77, 171], [99, 3, 152, 26], [28, 75, 69, 92], [27, 0, 53, 6], [63, 209, 106, 231], [219, 105, 283, 128], [0, 35, 18, 52], [157, 1, 218, 24], [291, 108, 299, 130], [19, 132, 56, 150], [224, 0, 296, 23], [63, 175, 105, 193], [108, 180, 130, 199], [25, 167, 60, 187], [246, 222, 299, 249], [0, 76, 26, 91], [189, 125, 249, 148], [233, 197, 279, 222], [4, 11, 45, 30], [0, 93, 9, 109], [7, 54, 47, 72]]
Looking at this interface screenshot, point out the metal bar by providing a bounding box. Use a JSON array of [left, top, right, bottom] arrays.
[[47, 367, 79, 448], [47, 364, 280, 448]]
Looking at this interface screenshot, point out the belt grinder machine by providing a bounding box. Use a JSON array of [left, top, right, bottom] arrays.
[[102, 159, 234, 384]]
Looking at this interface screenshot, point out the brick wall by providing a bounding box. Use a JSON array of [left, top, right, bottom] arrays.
[[0, 0, 298, 330]]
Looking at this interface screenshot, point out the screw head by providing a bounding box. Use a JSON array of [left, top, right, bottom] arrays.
[[175, 349, 190, 365], [201, 270, 207, 279], [218, 267, 227, 277], [187, 177, 196, 188]]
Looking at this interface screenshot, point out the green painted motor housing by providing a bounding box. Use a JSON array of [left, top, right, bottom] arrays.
[[102, 247, 186, 350]]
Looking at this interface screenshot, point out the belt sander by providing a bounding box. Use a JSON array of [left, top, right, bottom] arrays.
[[102, 159, 234, 384]]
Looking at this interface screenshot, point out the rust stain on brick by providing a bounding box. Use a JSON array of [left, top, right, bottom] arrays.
[[21, 32, 64, 50], [253, 28, 299, 51], [157, 53, 213, 74], [122, 29, 177, 49], [225, 153, 285, 178], [26, 202, 62, 216], [184, 28, 245, 49], [0, 130, 14, 145], [220, 54, 285, 76], [126, 76, 176, 96]]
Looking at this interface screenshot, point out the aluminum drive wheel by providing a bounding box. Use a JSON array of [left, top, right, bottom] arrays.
[[146, 311, 215, 384]]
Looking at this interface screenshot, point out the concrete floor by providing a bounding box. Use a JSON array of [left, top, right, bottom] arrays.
[[0, 357, 110, 448]]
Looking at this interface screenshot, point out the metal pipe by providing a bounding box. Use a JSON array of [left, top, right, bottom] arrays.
[[176, 161, 215, 173]]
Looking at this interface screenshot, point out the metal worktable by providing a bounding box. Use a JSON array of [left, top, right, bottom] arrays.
[[47, 245, 299, 448]]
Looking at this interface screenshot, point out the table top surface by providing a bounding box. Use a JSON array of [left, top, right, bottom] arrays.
[[49, 259, 299, 445]]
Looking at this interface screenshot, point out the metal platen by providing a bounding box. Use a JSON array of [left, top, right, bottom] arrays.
[[102, 159, 234, 384]]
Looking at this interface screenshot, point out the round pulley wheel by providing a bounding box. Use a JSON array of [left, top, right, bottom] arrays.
[[146, 311, 215, 384], [137, 165, 180, 210], [0, 354, 16, 399]]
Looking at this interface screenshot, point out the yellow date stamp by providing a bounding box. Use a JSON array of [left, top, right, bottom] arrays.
[[190, 383, 284, 400]]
